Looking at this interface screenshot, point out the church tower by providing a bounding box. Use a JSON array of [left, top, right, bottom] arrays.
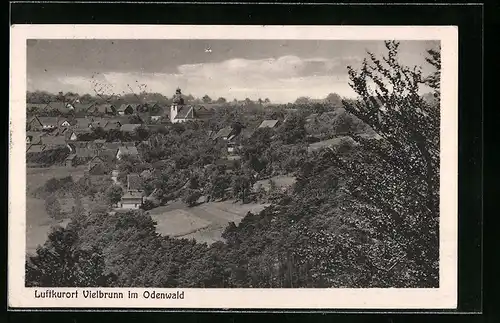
[[170, 88, 185, 123]]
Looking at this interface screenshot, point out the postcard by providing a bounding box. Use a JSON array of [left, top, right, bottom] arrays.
[[9, 24, 458, 309]]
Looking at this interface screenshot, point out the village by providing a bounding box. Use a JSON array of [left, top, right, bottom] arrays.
[[26, 87, 368, 212]]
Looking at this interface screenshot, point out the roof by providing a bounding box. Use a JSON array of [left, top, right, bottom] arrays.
[[117, 146, 139, 156], [72, 103, 95, 112], [26, 144, 47, 153], [27, 103, 49, 110], [96, 103, 116, 114], [94, 139, 106, 144], [307, 136, 358, 153], [127, 174, 143, 191], [214, 127, 233, 139], [194, 106, 215, 119], [37, 117, 59, 127], [117, 104, 132, 112], [75, 148, 96, 158], [26, 131, 44, 144], [90, 117, 106, 128], [102, 119, 123, 129], [120, 124, 142, 132], [258, 120, 280, 128], [73, 118, 91, 128], [66, 154, 77, 160], [97, 148, 117, 159], [41, 136, 66, 146], [88, 155, 105, 163], [121, 192, 143, 199], [104, 142, 121, 150], [47, 101, 70, 113], [71, 128, 92, 134], [174, 106, 194, 119], [69, 141, 89, 148], [306, 113, 319, 121]]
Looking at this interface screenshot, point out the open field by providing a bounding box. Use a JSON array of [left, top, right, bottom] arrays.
[[26, 166, 87, 254], [148, 200, 270, 245], [26, 165, 87, 194], [253, 175, 297, 192], [26, 197, 70, 255]]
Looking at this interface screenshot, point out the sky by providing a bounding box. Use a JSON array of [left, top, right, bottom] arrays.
[[27, 39, 439, 103]]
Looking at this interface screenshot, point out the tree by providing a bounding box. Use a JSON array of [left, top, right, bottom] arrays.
[[264, 98, 271, 104], [106, 185, 123, 205], [295, 96, 311, 105], [183, 189, 202, 207], [231, 173, 254, 203], [26, 226, 116, 287], [207, 174, 230, 201], [278, 113, 307, 144], [339, 40, 440, 287], [202, 95, 212, 104], [45, 194, 61, 219], [216, 97, 227, 104], [325, 93, 343, 108]]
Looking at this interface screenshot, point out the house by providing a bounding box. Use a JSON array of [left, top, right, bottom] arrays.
[[169, 88, 214, 123], [305, 113, 319, 123], [258, 120, 280, 129], [27, 103, 49, 112], [102, 120, 121, 131], [26, 131, 44, 145], [103, 142, 122, 150], [65, 154, 77, 167], [120, 124, 142, 133], [65, 128, 92, 141], [91, 139, 106, 150], [126, 173, 143, 193], [40, 135, 67, 148], [117, 104, 134, 115], [118, 192, 144, 209], [96, 148, 117, 160], [117, 173, 145, 209], [59, 118, 73, 127], [26, 144, 47, 153], [72, 117, 92, 129], [89, 118, 106, 129], [95, 103, 117, 115], [170, 104, 215, 123], [116, 146, 139, 160], [28, 116, 59, 131], [149, 108, 164, 122], [72, 103, 96, 114], [75, 148, 96, 162], [47, 101, 72, 114], [67, 141, 89, 153], [129, 103, 144, 113], [213, 127, 233, 141], [87, 155, 107, 174]]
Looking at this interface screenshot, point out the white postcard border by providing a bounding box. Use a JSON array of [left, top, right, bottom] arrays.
[[9, 25, 458, 309]]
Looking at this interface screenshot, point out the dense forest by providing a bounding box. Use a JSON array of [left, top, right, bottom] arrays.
[[26, 41, 441, 288]]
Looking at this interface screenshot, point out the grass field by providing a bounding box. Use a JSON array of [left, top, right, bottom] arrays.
[[26, 197, 70, 255], [253, 175, 297, 192], [148, 200, 270, 245], [26, 165, 87, 194], [25, 166, 87, 255]]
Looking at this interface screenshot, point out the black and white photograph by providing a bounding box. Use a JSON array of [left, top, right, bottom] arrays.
[[9, 25, 458, 309]]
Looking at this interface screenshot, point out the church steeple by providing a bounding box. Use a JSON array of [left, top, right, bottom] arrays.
[[171, 87, 185, 123], [172, 87, 185, 105]]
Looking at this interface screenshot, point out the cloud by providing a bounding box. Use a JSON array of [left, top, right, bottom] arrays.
[[27, 55, 380, 103]]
